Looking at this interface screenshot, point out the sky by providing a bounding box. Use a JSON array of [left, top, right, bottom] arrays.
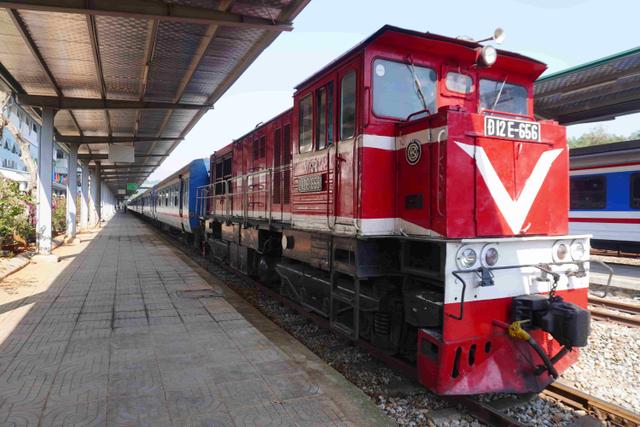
[[146, 0, 640, 183]]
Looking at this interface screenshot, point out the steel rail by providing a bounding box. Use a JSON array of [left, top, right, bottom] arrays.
[[588, 296, 640, 327], [542, 381, 640, 426]]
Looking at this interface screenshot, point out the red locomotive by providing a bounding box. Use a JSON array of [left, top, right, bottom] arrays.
[[197, 26, 592, 395]]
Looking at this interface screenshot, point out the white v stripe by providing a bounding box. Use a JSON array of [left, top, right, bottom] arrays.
[[455, 142, 563, 235]]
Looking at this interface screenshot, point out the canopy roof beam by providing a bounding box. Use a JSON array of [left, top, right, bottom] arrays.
[[0, 0, 293, 31], [78, 153, 166, 160], [17, 94, 210, 110], [59, 136, 181, 144]]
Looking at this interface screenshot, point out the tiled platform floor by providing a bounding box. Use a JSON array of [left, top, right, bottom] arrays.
[[0, 214, 391, 427]]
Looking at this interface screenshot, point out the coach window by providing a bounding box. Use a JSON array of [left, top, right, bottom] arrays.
[[631, 172, 640, 209], [299, 94, 313, 153], [570, 175, 607, 210], [341, 71, 356, 139], [372, 59, 436, 120]]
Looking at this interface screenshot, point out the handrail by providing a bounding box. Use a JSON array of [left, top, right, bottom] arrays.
[[405, 108, 431, 122], [196, 164, 292, 224], [436, 128, 446, 217]]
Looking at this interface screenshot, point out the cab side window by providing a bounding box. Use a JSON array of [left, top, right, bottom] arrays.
[[299, 94, 313, 153], [315, 82, 334, 150], [341, 71, 356, 140], [315, 87, 326, 150]]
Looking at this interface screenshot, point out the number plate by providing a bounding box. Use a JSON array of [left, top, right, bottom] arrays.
[[484, 116, 540, 142], [298, 174, 323, 193]]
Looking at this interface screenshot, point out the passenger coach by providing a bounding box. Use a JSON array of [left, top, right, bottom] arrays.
[[569, 140, 640, 251], [129, 159, 209, 237]]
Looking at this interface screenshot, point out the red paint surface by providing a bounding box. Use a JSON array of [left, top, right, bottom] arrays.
[[570, 217, 640, 224], [418, 288, 587, 395]]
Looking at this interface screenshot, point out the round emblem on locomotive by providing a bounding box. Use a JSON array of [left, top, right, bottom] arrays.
[[406, 139, 422, 165]]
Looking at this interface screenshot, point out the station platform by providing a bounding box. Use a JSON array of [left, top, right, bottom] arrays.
[[0, 214, 391, 426], [591, 258, 640, 296]]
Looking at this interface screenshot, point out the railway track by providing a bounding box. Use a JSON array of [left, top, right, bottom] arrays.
[[153, 225, 640, 427], [589, 295, 640, 327], [543, 381, 640, 426]]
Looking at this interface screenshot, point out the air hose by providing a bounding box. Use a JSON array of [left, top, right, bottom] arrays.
[[507, 321, 559, 379]]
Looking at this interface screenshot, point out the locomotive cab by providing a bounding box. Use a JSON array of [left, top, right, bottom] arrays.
[[359, 29, 590, 394]]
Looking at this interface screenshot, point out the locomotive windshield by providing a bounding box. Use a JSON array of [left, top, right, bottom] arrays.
[[372, 59, 436, 119], [479, 79, 528, 115]]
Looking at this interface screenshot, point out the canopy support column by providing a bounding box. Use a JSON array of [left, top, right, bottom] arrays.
[[80, 162, 89, 231], [95, 162, 102, 225], [33, 107, 58, 263], [89, 166, 98, 227], [64, 145, 80, 244]]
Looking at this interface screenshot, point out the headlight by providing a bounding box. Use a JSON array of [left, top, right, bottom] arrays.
[[481, 245, 499, 267], [456, 246, 478, 269], [480, 45, 497, 67], [552, 241, 569, 262], [570, 240, 586, 261]]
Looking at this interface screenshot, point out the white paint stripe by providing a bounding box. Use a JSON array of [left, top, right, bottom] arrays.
[[569, 222, 640, 242], [444, 237, 591, 303], [571, 164, 640, 176], [456, 141, 563, 235], [570, 211, 640, 219], [360, 134, 395, 150], [359, 127, 448, 152]]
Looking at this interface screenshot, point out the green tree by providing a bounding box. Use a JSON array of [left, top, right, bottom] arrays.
[[628, 129, 640, 141], [0, 179, 34, 249], [567, 126, 625, 148]]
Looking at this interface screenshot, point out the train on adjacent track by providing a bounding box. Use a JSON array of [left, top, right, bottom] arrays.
[[569, 139, 640, 252], [129, 25, 593, 396]]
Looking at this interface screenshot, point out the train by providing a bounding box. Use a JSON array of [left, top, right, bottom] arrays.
[[129, 25, 592, 396], [569, 139, 640, 252], [128, 159, 209, 236]]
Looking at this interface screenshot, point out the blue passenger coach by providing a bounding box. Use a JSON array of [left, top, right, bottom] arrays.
[[128, 159, 209, 234], [569, 140, 640, 251]]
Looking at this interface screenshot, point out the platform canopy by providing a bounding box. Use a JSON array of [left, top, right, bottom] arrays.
[[534, 46, 640, 125], [0, 0, 309, 192]]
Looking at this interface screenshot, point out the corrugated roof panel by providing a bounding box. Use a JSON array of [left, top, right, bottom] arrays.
[[145, 21, 209, 103], [96, 16, 148, 101], [180, 26, 265, 103], [53, 110, 80, 136], [71, 110, 107, 136], [231, 0, 289, 20], [138, 110, 167, 136], [170, 0, 226, 8], [535, 47, 640, 124], [0, 9, 55, 95], [19, 10, 101, 99], [109, 110, 137, 136], [161, 110, 198, 137]]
